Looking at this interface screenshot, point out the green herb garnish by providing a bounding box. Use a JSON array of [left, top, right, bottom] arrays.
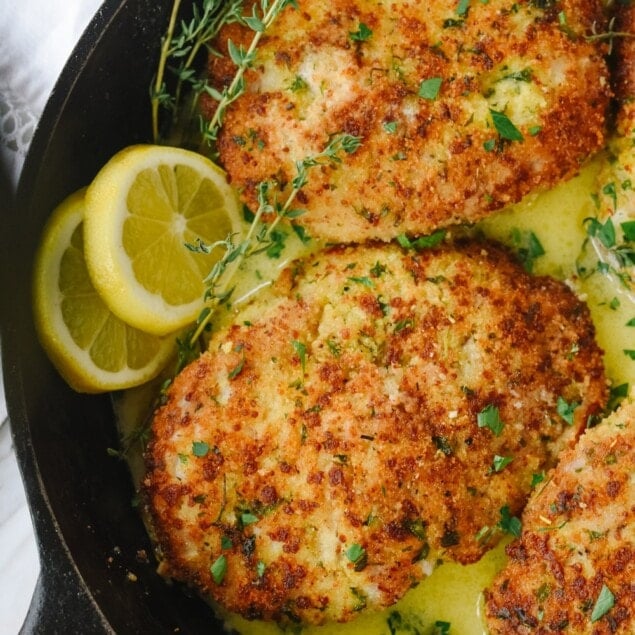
[[591, 584, 615, 622], [349, 22, 373, 42], [192, 441, 210, 457], [383, 120, 398, 134], [241, 512, 259, 525], [556, 396, 579, 425], [345, 543, 368, 571], [477, 404, 505, 436], [498, 505, 522, 537], [492, 455, 513, 472], [292, 340, 307, 374], [210, 554, 227, 584], [490, 109, 524, 142], [418, 77, 443, 100]]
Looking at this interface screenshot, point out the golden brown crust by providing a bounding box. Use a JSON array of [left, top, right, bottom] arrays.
[[144, 240, 607, 625], [485, 397, 635, 635], [204, 0, 611, 243]]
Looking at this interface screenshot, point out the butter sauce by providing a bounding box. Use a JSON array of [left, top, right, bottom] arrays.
[[115, 155, 634, 634], [220, 540, 509, 635]]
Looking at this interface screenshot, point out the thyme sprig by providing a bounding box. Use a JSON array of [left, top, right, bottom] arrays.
[[202, 0, 298, 146], [151, 0, 245, 143], [184, 133, 362, 349], [586, 16, 635, 55], [578, 215, 635, 290]]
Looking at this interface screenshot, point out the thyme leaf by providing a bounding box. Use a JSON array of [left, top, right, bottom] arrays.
[[189, 134, 362, 345]]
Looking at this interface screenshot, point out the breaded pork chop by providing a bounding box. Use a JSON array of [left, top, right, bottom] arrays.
[[144, 241, 607, 625], [205, 0, 611, 243], [485, 395, 635, 634]]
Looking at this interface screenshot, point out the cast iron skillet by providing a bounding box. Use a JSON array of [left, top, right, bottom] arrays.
[[1, 0, 228, 631]]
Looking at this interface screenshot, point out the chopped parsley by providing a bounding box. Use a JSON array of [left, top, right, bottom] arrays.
[[221, 535, 233, 550], [585, 216, 616, 248], [622, 220, 635, 241], [511, 228, 545, 272], [397, 230, 446, 251], [292, 223, 312, 244], [394, 318, 414, 333], [383, 120, 398, 134], [498, 505, 522, 537], [556, 396, 579, 425], [350, 587, 368, 611], [475, 525, 493, 543], [327, 338, 342, 357], [348, 275, 375, 287], [406, 518, 428, 542], [603, 182, 617, 210], [288, 75, 308, 92], [492, 455, 514, 472], [456, 0, 470, 16], [490, 109, 524, 142], [349, 22, 372, 42], [483, 138, 497, 152], [433, 621, 451, 635], [433, 436, 453, 456], [609, 383, 629, 412], [387, 610, 426, 634], [292, 340, 307, 374], [477, 404, 505, 436], [370, 261, 387, 277], [418, 77, 443, 100], [210, 554, 227, 584], [591, 584, 615, 622], [502, 68, 533, 82], [531, 471, 546, 487], [345, 543, 368, 571], [265, 228, 288, 258], [241, 512, 259, 526], [227, 356, 245, 380], [192, 441, 210, 457]]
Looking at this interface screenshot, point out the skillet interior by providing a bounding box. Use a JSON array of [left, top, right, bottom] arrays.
[[1, 0, 227, 631]]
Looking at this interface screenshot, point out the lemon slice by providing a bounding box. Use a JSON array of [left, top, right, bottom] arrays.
[[83, 144, 243, 335], [33, 189, 175, 393]]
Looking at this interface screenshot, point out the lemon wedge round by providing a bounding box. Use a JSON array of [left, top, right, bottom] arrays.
[[83, 144, 243, 336], [32, 189, 175, 393]]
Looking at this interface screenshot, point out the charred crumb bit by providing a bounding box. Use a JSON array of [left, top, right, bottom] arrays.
[[135, 549, 149, 564]]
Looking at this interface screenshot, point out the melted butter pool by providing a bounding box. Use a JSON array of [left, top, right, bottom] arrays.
[[220, 540, 509, 635], [116, 154, 634, 635]]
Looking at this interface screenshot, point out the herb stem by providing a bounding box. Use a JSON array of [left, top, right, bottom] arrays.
[[187, 202, 268, 346], [205, 0, 290, 143], [152, 0, 183, 143], [188, 133, 361, 346]]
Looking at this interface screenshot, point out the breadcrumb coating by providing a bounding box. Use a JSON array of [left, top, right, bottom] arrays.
[[144, 241, 607, 625], [485, 395, 635, 634], [203, 0, 611, 243]]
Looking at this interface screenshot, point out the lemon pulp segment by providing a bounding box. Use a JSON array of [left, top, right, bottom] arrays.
[[32, 189, 174, 393], [84, 145, 243, 335]]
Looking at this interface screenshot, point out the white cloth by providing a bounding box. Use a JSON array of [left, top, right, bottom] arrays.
[[0, 1, 103, 632]]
